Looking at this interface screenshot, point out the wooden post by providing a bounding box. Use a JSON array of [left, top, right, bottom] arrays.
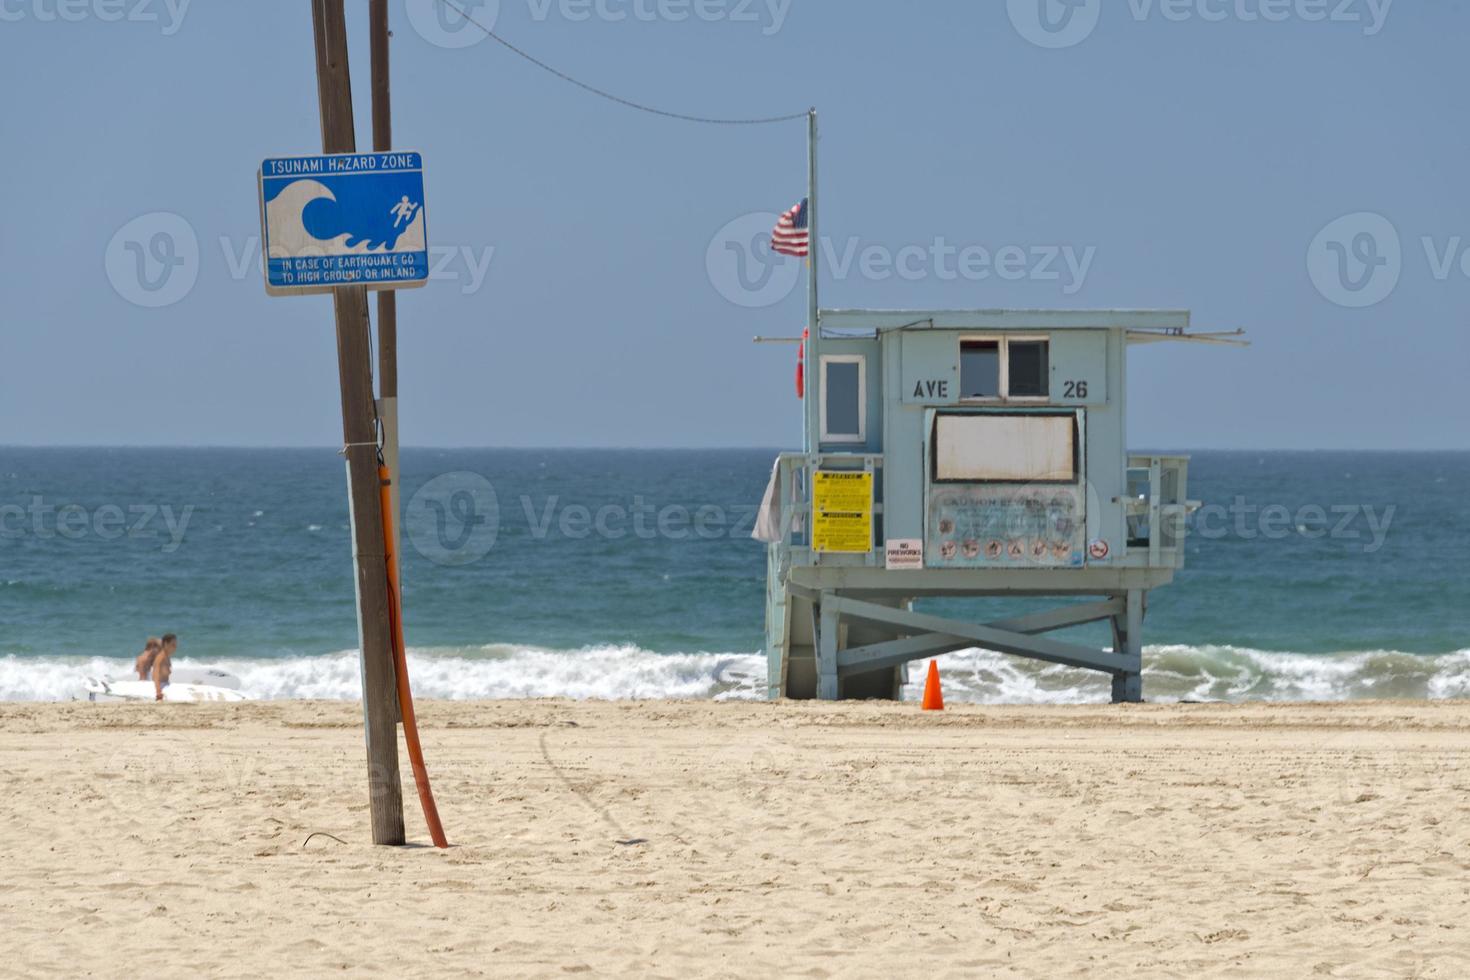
[[369, 0, 403, 725], [311, 0, 406, 846], [1110, 591, 1144, 704], [370, 0, 399, 416]]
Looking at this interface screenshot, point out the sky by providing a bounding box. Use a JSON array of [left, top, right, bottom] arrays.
[[1, 0, 1465, 449]]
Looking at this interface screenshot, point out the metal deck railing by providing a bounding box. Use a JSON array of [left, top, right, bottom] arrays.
[[765, 452, 1194, 572]]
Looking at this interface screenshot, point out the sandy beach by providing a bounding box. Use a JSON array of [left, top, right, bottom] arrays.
[[2, 699, 1468, 978]]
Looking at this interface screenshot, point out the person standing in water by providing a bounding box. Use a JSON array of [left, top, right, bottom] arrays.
[[151, 634, 178, 701], [134, 637, 162, 680]]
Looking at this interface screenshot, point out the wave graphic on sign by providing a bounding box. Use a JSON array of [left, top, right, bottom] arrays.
[[265, 178, 425, 259]]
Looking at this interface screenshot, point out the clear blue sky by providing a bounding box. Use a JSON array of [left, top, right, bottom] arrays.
[[1, 0, 1465, 448]]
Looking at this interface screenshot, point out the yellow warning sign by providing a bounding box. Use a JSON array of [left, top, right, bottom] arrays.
[[811, 470, 873, 554]]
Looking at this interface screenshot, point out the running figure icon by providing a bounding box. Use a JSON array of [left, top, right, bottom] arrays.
[[390, 196, 420, 229]]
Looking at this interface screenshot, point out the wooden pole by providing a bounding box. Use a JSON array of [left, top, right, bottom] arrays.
[[311, 0, 406, 846], [370, 0, 397, 403], [369, 0, 403, 703]]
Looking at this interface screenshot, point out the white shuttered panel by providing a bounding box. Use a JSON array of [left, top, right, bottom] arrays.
[[934, 414, 1077, 483]]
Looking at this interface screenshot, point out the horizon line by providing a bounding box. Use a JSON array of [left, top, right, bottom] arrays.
[[3, 444, 1468, 453]]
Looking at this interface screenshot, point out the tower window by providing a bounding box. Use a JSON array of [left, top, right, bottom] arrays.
[[820, 355, 866, 442], [958, 337, 1050, 401], [959, 341, 1000, 399], [1008, 340, 1049, 398]]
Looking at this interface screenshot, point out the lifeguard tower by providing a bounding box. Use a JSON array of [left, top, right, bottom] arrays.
[[756, 309, 1243, 703]]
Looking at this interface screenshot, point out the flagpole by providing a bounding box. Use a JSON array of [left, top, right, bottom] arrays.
[[804, 108, 819, 457]]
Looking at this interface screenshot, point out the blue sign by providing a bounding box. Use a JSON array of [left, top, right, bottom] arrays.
[[259, 151, 429, 295]]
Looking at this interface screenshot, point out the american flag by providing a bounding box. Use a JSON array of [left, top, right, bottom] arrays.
[[771, 198, 809, 257]]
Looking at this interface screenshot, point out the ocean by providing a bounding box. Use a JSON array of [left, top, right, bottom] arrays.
[[2, 448, 1467, 703]]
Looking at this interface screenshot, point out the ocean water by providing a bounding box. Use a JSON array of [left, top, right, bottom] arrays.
[[1, 448, 1467, 703]]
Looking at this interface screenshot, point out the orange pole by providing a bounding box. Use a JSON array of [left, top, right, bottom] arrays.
[[379, 465, 449, 848]]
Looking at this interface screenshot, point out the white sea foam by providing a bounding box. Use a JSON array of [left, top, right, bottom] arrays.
[[2, 645, 1467, 704], [0, 645, 766, 703], [902, 645, 1470, 704]]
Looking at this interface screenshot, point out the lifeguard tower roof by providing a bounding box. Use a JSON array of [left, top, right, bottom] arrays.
[[822, 308, 1191, 332]]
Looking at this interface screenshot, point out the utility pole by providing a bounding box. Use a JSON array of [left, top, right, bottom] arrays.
[[369, 0, 401, 570], [369, 0, 402, 726], [311, 0, 405, 846]]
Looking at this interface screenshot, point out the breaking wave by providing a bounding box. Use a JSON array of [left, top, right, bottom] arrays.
[[3, 644, 1468, 704]]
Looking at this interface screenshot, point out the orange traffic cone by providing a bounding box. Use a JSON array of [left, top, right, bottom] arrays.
[[921, 660, 944, 711]]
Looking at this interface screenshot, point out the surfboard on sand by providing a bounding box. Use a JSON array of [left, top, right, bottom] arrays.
[[83, 669, 252, 703], [167, 667, 244, 690]]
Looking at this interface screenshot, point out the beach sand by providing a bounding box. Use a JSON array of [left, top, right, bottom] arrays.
[[2, 699, 1468, 978]]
